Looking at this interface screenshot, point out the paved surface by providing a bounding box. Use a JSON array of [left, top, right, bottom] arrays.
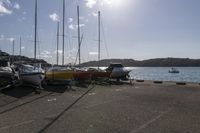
[[0, 81, 200, 133]]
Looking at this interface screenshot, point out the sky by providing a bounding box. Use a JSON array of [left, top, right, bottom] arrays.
[[0, 0, 200, 64]]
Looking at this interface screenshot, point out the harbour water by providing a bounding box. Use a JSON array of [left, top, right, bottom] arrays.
[[129, 67, 200, 83]]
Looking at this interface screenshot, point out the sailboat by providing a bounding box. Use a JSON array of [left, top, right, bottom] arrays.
[[0, 61, 19, 90], [18, 0, 45, 88], [45, 0, 75, 83], [85, 11, 111, 79]]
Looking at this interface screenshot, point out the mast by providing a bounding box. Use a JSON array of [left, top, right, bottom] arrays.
[[62, 0, 65, 65], [77, 5, 81, 65], [12, 39, 14, 64], [98, 11, 101, 69], [56, 21, 60, 65], [34, 0, 37, 60], [19, 36, 21, 56]]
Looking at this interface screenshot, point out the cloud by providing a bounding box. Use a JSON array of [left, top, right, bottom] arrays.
[[41, 50, 52, 59], [7, 37, 14, 42], [68, 18, 73, 23], [54, 50, 62, 54], [89, 52, 98, 55], [49, 13, 60, 22], [85, 0, 97, 8], [69, 24, 76, 30], [92, 12, 98, 17], [13, 3, 20, 9], [69, 24, 85, 30], [21, 46, 25, 50], [0, 1, 12, 15], [0, 35, 15, 42]]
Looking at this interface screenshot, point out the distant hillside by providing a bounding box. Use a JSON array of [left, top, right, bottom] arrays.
[[80, 58, 200, 67], [0, 50, 50, 67]]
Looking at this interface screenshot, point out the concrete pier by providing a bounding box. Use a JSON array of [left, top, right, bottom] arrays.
[[0, 81, 200, 133]]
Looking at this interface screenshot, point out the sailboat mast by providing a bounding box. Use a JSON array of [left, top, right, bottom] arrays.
[[34, 0, 37, 60], [12, 39, 14, 63], [19, 36, 21, 56], [57, 21, 60, 65], [77, 6, 81, 65], [62, 0, 65, 65], [98, 11, 101, 68]]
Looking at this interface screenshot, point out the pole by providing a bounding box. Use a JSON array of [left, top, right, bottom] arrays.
[[98, 11, 101, 69], [57, 21, 60, 65], [77, 6, 81, 65], [34, 0, 37, 60], [62, 0, 65, 65], [12, 39, 14, 63], [20, 36, 21, 56]]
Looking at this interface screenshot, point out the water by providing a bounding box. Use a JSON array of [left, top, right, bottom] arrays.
[[129, 67, 200, 83]]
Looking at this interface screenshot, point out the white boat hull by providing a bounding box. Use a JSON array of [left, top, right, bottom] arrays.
[[110, 68, 130, 79], [20, 73, 45, 86]]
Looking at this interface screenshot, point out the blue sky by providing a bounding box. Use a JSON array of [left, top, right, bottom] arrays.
[[0, 0, 200, 64]]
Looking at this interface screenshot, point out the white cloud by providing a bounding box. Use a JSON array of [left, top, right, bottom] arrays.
[[13, 3, 20, 9], [41, 50, 52, 59], [42, 50, 50, 55], [21, 46, 25, 50], [68, 18, 73, 23], [54, 50, 62, 54], [0, 1, 12, 15], [69, 23, 85, 30], [49, 13, 60, 22], [89, 52, 98, 55], [85, 0, 97, 8], [92, 12, 98, 17], [79, 24, 85, 27], [7, 37, 14, 42], [69, 24, 76, 30]]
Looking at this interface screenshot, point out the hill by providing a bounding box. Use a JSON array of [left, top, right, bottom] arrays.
[[0, 50, 50, 67], [80, 58, 200, 67]]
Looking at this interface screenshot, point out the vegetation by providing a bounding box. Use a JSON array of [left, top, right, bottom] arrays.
[[80, 58, 200, 67], [1, 50, 200, 67], [0, 50, 50, 67]]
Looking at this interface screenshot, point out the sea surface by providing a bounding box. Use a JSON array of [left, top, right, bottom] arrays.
[[128, 67, 200, 83]]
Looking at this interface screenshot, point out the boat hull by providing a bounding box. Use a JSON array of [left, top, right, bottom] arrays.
[[20, 73, 45, 86], [45, 70, 74, 81], [73, 71, 92, 80], [110, 68, 130, 79], [90, 71, 111, 79]]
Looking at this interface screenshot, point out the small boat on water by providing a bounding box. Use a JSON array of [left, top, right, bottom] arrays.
[[106, 63, 130, 80], [169, 67, 180, 73]]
